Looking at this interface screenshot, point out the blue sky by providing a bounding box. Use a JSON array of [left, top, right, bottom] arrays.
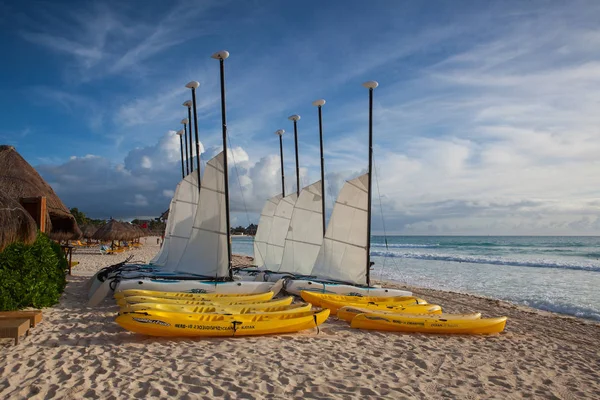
[[2, 0, 600, 234]]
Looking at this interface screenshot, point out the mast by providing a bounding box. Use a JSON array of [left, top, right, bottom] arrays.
[[181, 118, 190, 175], [362, 80, 378, 287], [176, 130, 185, 178], [186, 82, 202, 191], [313, 99, 326, 236], [288, 115, 301, 196], [275, 129, 286, 197], [183, 101, 194, 173], [212, 50, 232, 279]]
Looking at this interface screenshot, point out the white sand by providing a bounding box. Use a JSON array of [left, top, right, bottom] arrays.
[[1, 238, 600, 399]]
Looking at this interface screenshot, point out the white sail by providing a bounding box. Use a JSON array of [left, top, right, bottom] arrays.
[[253, 194, 283, 267], [149, 197, 174, 265], [260, 192, 298, 270], [152, 171, 200, 267], [168, 152, 229, 278], [278, 181, 324, 275], [310, 173, 369, 285]]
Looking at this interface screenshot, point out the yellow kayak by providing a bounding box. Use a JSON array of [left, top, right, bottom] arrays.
[[300, 291, 426, 308], [116, 296, 293, 308], [351, 313, 507, 334], [116, 309, 330, 337], [114, 290, 274, 302], [338, 306, 481, 323], [116, 295, 286, 307], [121, 302, 311, 315], [306, 296, 441, 315]]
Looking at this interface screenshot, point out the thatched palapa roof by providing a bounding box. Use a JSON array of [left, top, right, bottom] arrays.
[[81, 224, 99, 239], [92, 219, 134, 241], [0, 192, 37, 252], [0, 145, 81, 240]]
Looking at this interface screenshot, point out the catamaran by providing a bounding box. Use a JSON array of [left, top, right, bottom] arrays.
[[238, 85, 411, 297], [88, 55, 280, 305], [89, 153, 278, 306]]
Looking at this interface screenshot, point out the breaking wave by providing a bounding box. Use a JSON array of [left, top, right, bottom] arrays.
[[369, 251, 600, 273]]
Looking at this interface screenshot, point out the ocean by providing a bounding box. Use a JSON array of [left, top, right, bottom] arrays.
[[232, 235, 600, 321]]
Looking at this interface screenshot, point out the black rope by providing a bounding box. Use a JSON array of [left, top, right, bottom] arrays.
[[313, 314, 320, 334], [96, 255, 135, 282]]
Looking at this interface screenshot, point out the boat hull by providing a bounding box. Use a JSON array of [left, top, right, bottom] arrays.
[[300, 291, 425, 307], [116, 309, 330, 337], [351, 314, 507, 335], [338, 306, 481, 323], [121, 302, 311, 314], [114, 290, 274, 302], [89, 279, 278, 307], [284, 279, 412, 297], [116, 294, 285, 307]]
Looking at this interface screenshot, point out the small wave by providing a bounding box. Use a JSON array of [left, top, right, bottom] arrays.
[[370, 243, 440, 249], [369, 251, 600, 272], [512, 299, 600, 321]]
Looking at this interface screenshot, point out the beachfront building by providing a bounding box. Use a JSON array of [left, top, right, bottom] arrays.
[[0, 145, 81, 244]]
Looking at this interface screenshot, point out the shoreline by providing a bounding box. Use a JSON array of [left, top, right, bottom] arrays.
[[381, 280, 600, 326], [1, 239, 599, 398]]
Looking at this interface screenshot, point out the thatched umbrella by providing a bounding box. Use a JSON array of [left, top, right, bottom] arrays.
[[0, 192, 37, 252], [121, 222, 138, 241], [92, 219, 132, 242], [135, 225, 145, 238], [81, 224, 98, 239], [0, 145, 81, 241]]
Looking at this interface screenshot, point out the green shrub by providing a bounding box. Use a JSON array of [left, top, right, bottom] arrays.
[[0, 233, 68, 310]]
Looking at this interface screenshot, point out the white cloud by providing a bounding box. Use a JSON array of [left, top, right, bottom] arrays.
[[20, 1, 600, 234], [37, 132, 284, 220], [127, 194, 148, 207]]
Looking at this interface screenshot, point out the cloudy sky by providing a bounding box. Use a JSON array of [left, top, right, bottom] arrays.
[[2, 0, 600, 235]]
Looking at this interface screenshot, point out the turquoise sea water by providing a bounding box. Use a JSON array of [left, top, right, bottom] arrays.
[[232, 235, 600, 321]]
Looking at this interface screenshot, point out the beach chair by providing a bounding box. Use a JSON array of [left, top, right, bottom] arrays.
[[100, 245, 114, 255]]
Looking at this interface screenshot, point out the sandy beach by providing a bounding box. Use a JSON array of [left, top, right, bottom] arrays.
[[1, 238, 599, 399]]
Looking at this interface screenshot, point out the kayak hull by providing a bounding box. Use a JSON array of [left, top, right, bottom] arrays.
[[351, 314, 507, 334], [116, 296, 295, 308], [114, 290, 274, 302], [89, 278, 278, 307], [121, 302, 311, 314], [116, 309, 330, 337], [300, 291, 425, 307], [338, 306, 481, 323]]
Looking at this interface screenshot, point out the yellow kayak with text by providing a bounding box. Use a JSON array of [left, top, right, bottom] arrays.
[[351, 313, 507, 334], [303, 295, 440, 315], [116, 295, 289, 307], [121, 302, 311, 315], [116, 309, 330, 337], [114, 290, 274, 302]]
